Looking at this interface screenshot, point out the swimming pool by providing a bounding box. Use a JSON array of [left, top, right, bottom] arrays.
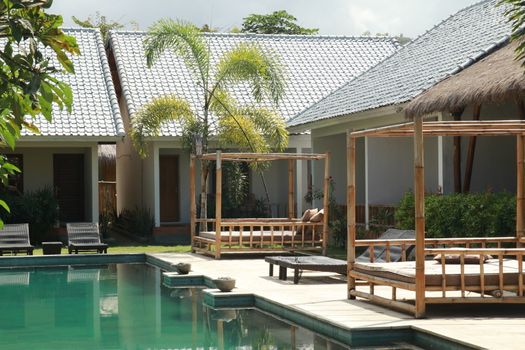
[[0, 263, 352, 349]]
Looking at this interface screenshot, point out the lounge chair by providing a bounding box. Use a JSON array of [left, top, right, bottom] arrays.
[[66, 223, 108, 254], [356, 228, 415, 263], [0, 223, 34, 256]]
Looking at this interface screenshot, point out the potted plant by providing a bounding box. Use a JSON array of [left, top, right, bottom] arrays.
[[213, 277, 236, 292]]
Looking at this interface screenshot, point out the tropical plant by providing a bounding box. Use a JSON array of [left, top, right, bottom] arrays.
[[500, 0, 525, 66], [241, 10, 318, 35], [131, 20, 288, 219], [72, 11, 138, 42], [0, 0, 79, 226]]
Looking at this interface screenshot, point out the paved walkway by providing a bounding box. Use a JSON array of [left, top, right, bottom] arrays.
[[151, 253, 525, 350]]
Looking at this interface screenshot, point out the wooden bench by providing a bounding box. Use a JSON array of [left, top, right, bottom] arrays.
[[0, 223, 34, 256], [265, 256, 347, 284]]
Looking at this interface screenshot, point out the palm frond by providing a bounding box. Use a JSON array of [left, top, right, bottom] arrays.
[[214, 43, 285, 105], [144, 19, 210, 84], [131, 95, 195, 157], [239, 106, 289, 152]]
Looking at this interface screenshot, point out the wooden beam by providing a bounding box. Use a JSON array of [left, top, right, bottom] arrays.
[[322, 153, 330, 256], [347, 131, 357, 299], [463, 105, 481, 193], [198, 152, 327, 161], [414, 117, 426, 318], [288, 159, 295, 219], [190, 155, 196, 252], [215, 151, 222, 259]]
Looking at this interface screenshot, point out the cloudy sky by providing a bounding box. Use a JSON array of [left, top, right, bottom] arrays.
[[53, 0, 479, 38]]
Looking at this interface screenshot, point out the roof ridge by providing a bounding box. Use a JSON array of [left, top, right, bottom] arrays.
[[92, 30, 125, 137], [288, 0, 501, 127], [108, 29, 398, 42]]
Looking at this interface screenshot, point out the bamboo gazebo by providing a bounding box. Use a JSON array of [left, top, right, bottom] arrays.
[[190, 152, 330, 259], [347, 119, 525, 318]]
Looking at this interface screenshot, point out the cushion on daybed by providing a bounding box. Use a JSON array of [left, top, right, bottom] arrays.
[[301, 208, 318, 222], [433, 254, 492, 264], [310, 209, 324, 223]]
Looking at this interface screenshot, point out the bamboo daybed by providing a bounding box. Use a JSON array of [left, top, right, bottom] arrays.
[[190, 152, 331, 259], [347, 120, 525, 318]]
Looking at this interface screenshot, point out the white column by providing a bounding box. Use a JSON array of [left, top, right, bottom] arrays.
[[364, 136, 369, 229], [437, 113, 444, 194], [91, 145, 99, 222], [153, 144, 160, 227], [296, 148, 304, 215]]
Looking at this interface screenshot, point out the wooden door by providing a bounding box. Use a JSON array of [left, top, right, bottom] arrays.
[[159, 155, 180, 222], [53, 154, 85, 222]]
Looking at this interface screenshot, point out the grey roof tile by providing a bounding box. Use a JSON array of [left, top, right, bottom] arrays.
[[288, 0, 512, 128], [22, 28, 124, 138], [109, 31, 398, 137]]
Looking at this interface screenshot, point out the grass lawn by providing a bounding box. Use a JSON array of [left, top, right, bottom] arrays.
[[29, 245, 192, 255]]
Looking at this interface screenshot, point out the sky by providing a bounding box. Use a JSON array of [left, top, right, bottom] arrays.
[[52, 0, 479, 39]]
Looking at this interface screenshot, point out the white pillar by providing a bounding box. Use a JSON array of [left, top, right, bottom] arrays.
[[437, 113, 444, 194], [153, 144, 160, 227], [296, 148, 304, 215], [91, 145, 99, 222], [364, 136, 369, 229]]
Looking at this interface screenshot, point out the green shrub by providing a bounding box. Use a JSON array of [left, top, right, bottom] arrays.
[[395, 191, 515, 238], [0, 188, 59, 244], [119, 206, 154, 238]]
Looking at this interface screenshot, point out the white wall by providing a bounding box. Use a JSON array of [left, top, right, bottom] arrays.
[[367, 136, 439, 205], [3, 143, 98, 221], [116, 99, 143, 214]]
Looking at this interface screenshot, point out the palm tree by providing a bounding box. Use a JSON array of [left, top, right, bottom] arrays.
[[130, 19, 288, 220]]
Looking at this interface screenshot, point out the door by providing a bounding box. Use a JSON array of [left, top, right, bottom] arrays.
[[159, 155, 180, 222], [54, 154, 85, 222]]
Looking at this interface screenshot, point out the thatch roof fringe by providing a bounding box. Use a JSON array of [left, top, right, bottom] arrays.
[[405, 40, 525, 119]]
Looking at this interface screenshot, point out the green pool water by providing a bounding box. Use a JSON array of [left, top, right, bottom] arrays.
[[0, 263, 351, 349]]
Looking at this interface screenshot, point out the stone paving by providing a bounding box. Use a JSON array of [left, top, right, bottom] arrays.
[[151, 253, 525, 350]]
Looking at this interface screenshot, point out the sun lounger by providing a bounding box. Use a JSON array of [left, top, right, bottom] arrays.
[[0, 223, 34, 256], [66, 223, 108, 254], [356, 228, 415, 263]]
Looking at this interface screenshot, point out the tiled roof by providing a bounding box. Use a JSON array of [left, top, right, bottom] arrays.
[[109, 31, 398, 137], [288, 0, 512, 128], [22, 28, 124, 138]]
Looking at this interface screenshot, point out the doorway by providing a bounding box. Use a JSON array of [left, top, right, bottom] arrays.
[[159, 155, 180, 222], [53, 154, 85, 222]]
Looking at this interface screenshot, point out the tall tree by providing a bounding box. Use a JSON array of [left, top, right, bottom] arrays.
[[241, 10, 318, 35], [500, 0, 525, 65], [72, 11, 137, 42], [131, 20, 288, 219], [0, 0, 79, 224]]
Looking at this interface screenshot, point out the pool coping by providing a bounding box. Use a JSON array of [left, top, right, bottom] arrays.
[[162, 272, 482, 350], [0, 253, 483, 349]]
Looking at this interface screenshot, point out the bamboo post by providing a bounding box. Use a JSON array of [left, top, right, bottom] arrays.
[[463, 105, 481, 192], [215, 151, 222, 259], [322, 153, 331, 255], [452, 110, 463, 193], [414, 117, 426, 318], [517, 135, 525, 247], [190, 155, 196, 252], [288, 159, 295, 219], [347, 131, 356, 299]]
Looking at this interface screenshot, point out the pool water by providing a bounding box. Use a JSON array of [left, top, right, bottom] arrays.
[[0, 263, 350, 349]]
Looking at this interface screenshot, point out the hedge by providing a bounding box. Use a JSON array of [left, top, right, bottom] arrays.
[[395, 191, 515, 238]]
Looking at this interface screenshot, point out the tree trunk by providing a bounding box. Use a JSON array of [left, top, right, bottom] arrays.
[[463, 105, 481, 193]]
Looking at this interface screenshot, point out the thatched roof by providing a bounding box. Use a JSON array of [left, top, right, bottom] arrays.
[[405, 41, 525, 119]]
